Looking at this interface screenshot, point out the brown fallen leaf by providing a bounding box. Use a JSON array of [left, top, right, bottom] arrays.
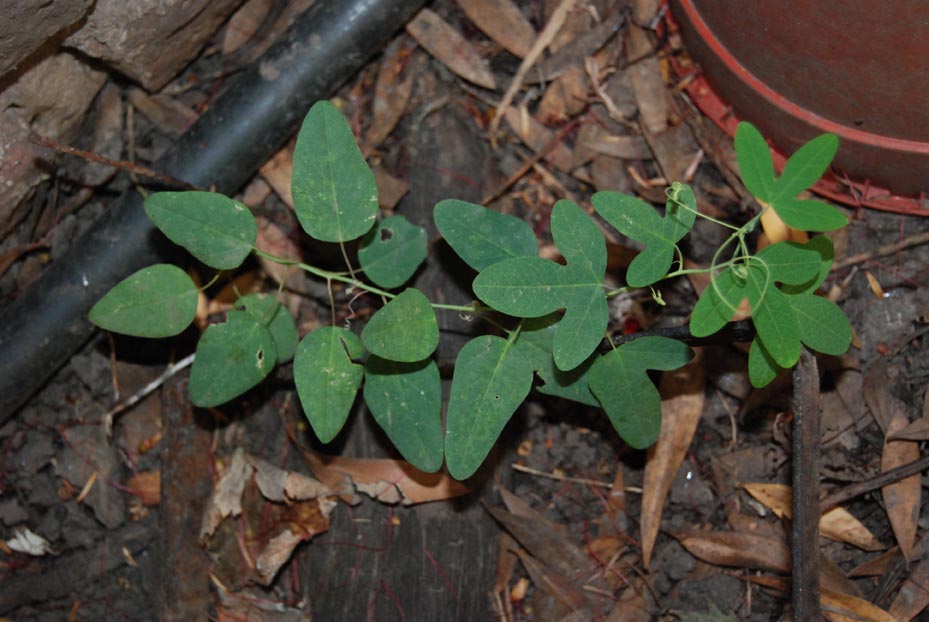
[[372, 165, 410, 211], [745, 575, 897, 622], [126, 470, 161, 507], [487, 506, 589, 582], [577, 123, 650, 160], [743, 482, 884, 551], [254, 497, 334, 585], [128, 88, 198, 135], [366, 39, 416, 147], [538, 65, 589, 124], [0, 243, 44, 280], [605, 575, 654, 622], [530, 9, 627, 85], [882, 411, 920, 561], [674, 531, 789, 573], [200, 448, 252, 541], [624, 24, 668, 135], [514, 548, 590, 617], [641, 352, 705, 567], [888, 417, 929, 441], [890, 551, 929, 621], [406, 8, 496, 89], [222, 0, 272, 54], [457, 0, 536, 59], [254, 216, 316, 295], [503, 106, 575, 173], [248, 456, 332, 502], [259, 144, 294, 208], [848, 546, 902, 578]]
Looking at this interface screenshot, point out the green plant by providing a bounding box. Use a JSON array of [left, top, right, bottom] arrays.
[[89, 101, 851, 479]]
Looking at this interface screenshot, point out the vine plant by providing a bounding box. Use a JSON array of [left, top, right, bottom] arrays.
[[89, 101, 852, 479]]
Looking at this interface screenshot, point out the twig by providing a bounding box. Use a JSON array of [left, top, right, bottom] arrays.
[[819, 453, 929, 514], [103, 353, 196, 436], [832, 228, 929, 272], [29, 132, 200, 191], [511, 463, 614, 489], [791, 349, 820, 621]]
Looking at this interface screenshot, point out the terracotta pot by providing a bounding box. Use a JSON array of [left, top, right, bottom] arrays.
[[671, 0, 929, 209]]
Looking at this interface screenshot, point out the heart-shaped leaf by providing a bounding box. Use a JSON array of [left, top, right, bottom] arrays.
[[189, 311, 277, 407], [592, 183, 697, 287], [434, 199, 538, 271], [445, 336, 533, 479], [89, 264, 198, 337], [474, 200, 607, 370], [358, 215, 428, 288], [291, 100, 378, 242], [588, 337, 693, 449], [294, 327, 364, 443], [235, 293, 298, 364], [144, 192, 256, 269], [363, 356, 443, 472], [361, 288, 438, 362]]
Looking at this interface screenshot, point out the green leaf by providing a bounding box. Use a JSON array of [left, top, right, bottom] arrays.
[[474, 200, 607, 370], [363, 356, 443, 472], [788, 294, 852, 356], [445, 336, 533, 479], [689, 264, 766, 337], [358, 215, 428, 288], [434, 199, 538, 271], [235, 293, 298, 364], [588, 337, 692, 449], [770, 198, 848, 232], [781, 236, 835, 295], [291, 100, 378, 242], [189, 311, 277, 407], [293, 327, 364, 443], [513, 314, 599, 406], [89, 264, 198, 337], [734, 122, 777, 203], [592, 184, 696, 287], [755, 241, 822, 285], [748, 337, 781, 388], [774, 133, 839, 201], [144, 192, 256, 269], [752, 287, 801, 368], [361, 288, 438, 362]]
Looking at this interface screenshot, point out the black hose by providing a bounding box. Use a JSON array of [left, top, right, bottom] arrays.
[[0, 0, 426, 422]]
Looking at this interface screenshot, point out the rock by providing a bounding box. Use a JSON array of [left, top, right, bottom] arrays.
[[0, 0, 92, 79], [65, 0, 242, 90]]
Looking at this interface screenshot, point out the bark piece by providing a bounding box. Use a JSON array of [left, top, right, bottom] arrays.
[[0, 0, 92, 78]]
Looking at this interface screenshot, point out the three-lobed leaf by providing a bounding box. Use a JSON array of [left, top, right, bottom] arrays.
[[434, 199, 538, 271], [89, 264, 198, 337], [445, 336, 533, 479], [144, 192, 256, 270], [291, 100, 378, 242], [361, 288, 438, 362], [294, 327, 365, 443], [358, 215, 428, 288]]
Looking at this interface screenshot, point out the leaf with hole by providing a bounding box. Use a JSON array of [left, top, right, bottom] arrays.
[[434, 199, 538, 271], [592, 183, 697, 287], [144, 191, 256, 269], [588, 337, 693, 449], [189, 311, 277, 407], [294, 327, 364, 443], [474, 200, 607, 370], [445, 336, 533, 479], [235, 293, 298, 364], [361, 288, 438, 362], [89, 264, 198, 337], [291, 100, 378, 242], [358, 215, 428, 288], [363, 356, 443, 472]]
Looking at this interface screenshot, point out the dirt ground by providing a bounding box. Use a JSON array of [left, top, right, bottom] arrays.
[[2, 1, 929, 621]]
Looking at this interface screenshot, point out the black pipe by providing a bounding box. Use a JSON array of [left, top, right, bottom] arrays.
[[0, 0, 426, 422]]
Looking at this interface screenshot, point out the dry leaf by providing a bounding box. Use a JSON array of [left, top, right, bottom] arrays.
[[128, 88, 198, 135], [888, 417, 929, 441], [538, 65, 589, 124], [865, 270, 886, 299], [605, 575, 654, 622], [254, 216, 316, 295], [624, 24, 668, 135], [641, 353, 706, 567], [530, 9, 627, 85], [126, 470, 161, 507], [406, 8, 496, 89], [849, 546, 902, 578], [207, 271, 262, 315], [743, 482, 884, 551], [222, 0, 272, 54], [890, 554, 929, 621], [200, 448, 252, 541], [372, 166, 410, 211], [457, 0, 536, 58], [745, 575, 897, 622], [675, 531, 789, 573], [487, 506, 589, 582], [882, 411, 920, 561], [503, 106, 575, 172], [514, 548, 589, 616], [249, 456, 332, 502], [259, 144, 294, 208], [254, 497, 335, 585], [366, 39, 416, 147], [578, 123, 650, 160]]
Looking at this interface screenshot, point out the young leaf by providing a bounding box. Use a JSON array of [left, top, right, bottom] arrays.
[[748, 337, 781, 388], [361, 288, 438, 362], [755, 241, 822, 285], [144, 192, 257, 269], [291, 100, 378, 242], [734, 122, 777, 202], [769, 198, 847, 232], [445, 336, 533, 479], [592, 183, 696, 287], [363, 356, 443, 473], [235, 293, 298, 364], [751, 287, 802, 368], [512, 314, 599, 406], [781, 235, 835, 295], [293, 327, 364, 443], [89, 264, 198, 338], [588, 337, 693, 449], [474, 200, 607, 370], [689, 263, 766, 338], [774, 133, 839, 201], [788, 294, 852, 356], [188, 311, 277, 407], [358, 215, 428, 288], [434, 199, 538, 271]]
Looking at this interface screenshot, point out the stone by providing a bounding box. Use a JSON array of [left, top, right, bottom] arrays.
[[0, 0, 92, 79]]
